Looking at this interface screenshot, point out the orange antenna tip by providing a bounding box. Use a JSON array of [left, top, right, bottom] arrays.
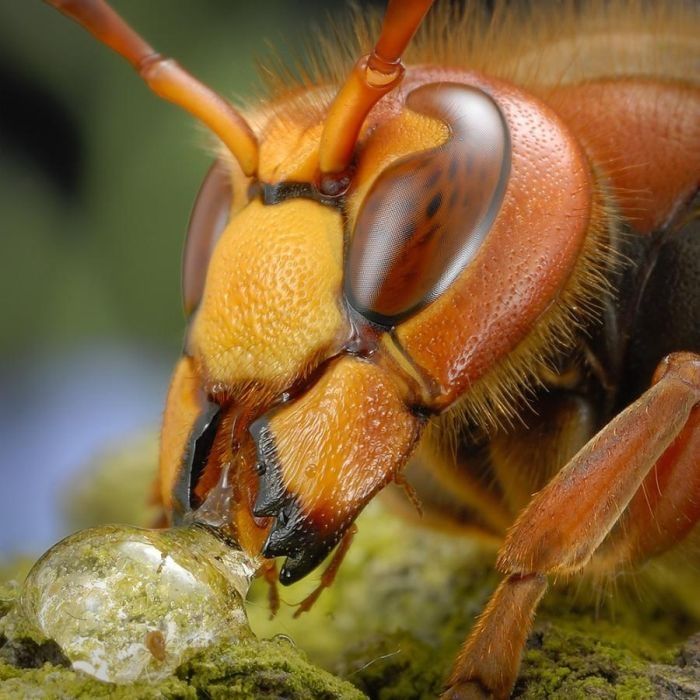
[[319, 0, 435, 176], [45, 0, 258, 176]]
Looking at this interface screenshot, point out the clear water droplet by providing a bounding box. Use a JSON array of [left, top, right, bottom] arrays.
[[20, 523, 257, 683]]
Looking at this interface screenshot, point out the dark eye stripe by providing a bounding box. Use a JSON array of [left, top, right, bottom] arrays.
[[345, 83, 510, 327], [182, 160, 233, 317]]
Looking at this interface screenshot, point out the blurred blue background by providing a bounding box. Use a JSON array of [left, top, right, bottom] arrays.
[[0, 0, 380, 557]]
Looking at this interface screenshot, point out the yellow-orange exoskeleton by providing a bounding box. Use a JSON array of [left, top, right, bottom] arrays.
[[46, 0, 700, 697]]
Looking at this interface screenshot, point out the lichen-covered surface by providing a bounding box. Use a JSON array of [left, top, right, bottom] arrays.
[[1, 570, 364, 699], [3, 441, 700, 698], [246, 496, 700, 699], [0, 636, 365, 699]]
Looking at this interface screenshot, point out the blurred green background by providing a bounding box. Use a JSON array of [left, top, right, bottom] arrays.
[[0, 0, 380, 556]]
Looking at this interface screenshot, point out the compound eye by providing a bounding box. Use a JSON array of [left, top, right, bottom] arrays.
[[345, 83, 510, 327], [182, 160, 233, 317]]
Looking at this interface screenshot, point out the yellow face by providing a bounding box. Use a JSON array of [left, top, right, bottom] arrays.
[[191, 99, 450, 396], [191, 198, 346, 396], [158, 73, 595, 584], [158, 101, 448, 578]]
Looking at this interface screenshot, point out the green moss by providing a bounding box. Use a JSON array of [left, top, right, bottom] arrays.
[[178, 639, 364, 699], [247, 501, 498, 670], [245, 503, 700, 699], [336, 631, 444, 700], [514, 622, 658, 699], [0, 587, 14, 622], [4, 530, 700, 699], [1, 611, 362, 699], [0, 662, 195, 699], [0, 639, 363, 699], [1, 555, 364, 698], [1, 542, 364, 698], [6, 439, 700, 697]]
